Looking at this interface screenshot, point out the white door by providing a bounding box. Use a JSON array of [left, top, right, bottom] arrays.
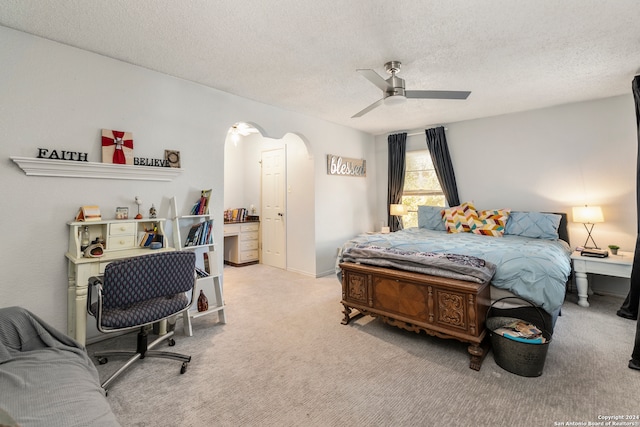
[[261, 148, 286, 269]]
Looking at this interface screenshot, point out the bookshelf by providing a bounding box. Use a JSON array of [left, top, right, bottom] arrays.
[[170, 195, 226, 337]]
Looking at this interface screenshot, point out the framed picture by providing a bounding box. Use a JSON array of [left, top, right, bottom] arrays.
[[115, 207, 129, 220], [102, 129, 134, 165], [165, 150, 181, 168]]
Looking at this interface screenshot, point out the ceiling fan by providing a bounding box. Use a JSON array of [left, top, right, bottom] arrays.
[[352, 61, 471, 118]]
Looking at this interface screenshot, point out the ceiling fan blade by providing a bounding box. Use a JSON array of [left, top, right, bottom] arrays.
[[351, 98, 385, 118], [357, 69, 392, 91], [405, 90, 471, 100]]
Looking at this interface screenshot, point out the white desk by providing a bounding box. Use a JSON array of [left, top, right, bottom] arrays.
[[570, 250, 633, 307], [66, 218, 171, 345], [223, 221, 259, 266]]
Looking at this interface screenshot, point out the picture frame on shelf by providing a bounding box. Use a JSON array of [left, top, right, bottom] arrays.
[[165, 150, 181, 168], [102, 129, 134, 165], [115, 207, 129, 220]]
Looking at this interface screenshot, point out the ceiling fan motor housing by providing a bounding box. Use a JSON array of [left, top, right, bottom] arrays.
[[385, 75, 405, 97], [384, 61, 405, 97]]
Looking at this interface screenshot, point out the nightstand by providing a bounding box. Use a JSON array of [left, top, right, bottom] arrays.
[[570, 250, 633, 307]]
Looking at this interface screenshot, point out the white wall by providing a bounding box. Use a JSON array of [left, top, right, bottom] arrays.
[[0, 26, 375, 334], [223, 133, 249, 211], [314, 127, 378, 276], [376, 94, 638, 296]]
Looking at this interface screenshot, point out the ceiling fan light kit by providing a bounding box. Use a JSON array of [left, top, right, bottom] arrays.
[[352, 61, 471, 118], [384, 95, 407, 106]]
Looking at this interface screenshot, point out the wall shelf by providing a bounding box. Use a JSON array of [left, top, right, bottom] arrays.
[[10, 156, 182, 181]]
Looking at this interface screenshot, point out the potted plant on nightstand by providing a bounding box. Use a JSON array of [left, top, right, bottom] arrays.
[[608, 244, 620, 255]]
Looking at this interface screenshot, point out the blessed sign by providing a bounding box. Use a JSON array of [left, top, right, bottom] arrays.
[[327, 154, 366, 177]]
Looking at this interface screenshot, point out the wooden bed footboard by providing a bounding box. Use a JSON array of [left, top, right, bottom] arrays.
[[339, 262, 491, 370]]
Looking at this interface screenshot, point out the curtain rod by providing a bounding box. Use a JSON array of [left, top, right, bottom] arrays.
[[404, 126, 448, 137], [387, 126, 448, 138]]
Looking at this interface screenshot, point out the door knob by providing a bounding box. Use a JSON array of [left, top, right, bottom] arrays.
[[278, 212, 284, 217]]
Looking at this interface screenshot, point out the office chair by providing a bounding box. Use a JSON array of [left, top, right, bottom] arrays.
[[87, 251, 196, 390]]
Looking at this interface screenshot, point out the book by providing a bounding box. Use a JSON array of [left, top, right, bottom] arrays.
[[184, 220, 214, 247], [198, 221, 208, 245], [190, 201, 200, 215], [502, 334, 544, 344], [190, 189, 213, 215], [198, 189, 212, 215], [203, 220, 213, 245], [492, 320, 546, 344], [203, 252, 210, 274], [185, 224, 200, 246], [195, 266, 209, 278], [139, 232, 155, 247]]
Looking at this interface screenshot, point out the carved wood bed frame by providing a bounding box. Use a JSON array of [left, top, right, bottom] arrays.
[[340, 261, 491, 370], [338, 213, 569, 370]]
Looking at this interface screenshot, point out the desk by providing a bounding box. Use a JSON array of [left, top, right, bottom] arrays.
[[223, 221, 259, 266], [570, 250, 633, 308], [66, 218, 171, 345]]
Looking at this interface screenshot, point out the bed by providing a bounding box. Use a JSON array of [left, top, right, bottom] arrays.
[[336, 205, 572, 368], [0, 306, 120, 427]]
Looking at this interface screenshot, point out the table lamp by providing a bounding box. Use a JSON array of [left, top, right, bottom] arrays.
[[389, 204, 408, 217], [572, 205, 604, 249], [389, 204, 408, 231]]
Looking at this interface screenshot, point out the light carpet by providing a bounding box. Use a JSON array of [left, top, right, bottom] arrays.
[[88, 264, 639, 427]]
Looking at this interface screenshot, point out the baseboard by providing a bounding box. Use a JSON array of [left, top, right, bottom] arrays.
[[314, 268, 337, 278]]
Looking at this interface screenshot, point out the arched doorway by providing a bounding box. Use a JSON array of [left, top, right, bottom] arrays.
[[223, 122, 314, 273]]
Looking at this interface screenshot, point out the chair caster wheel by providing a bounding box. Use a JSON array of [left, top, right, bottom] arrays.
[[180, 362, 188, 374], [168, 338, 176, 346], [98, 357, 108, 365]]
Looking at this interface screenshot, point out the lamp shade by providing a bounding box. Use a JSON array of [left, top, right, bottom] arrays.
[[572, 206, 604, 223], [390, 204, 408, 216]]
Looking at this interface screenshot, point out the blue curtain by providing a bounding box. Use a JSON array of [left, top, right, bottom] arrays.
[[387, 133, 407, 231], [425, 126, 460, 207]]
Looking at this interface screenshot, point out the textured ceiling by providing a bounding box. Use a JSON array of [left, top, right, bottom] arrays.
[[1, 0, 640, 135]]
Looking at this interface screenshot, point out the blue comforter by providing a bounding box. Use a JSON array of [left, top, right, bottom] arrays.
[[337, 227, 572, 315]]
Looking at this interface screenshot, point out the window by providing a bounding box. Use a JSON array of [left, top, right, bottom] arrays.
[[401, 150, 445, 228]]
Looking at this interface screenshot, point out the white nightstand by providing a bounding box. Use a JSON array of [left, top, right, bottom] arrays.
[[570, 250, 634, 307]]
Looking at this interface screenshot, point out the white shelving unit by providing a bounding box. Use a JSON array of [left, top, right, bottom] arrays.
[[11, 156, 182, 181], [171, 196, 226, 337]]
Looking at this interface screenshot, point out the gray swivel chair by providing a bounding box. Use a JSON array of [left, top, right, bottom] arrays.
[[87, 251, 196, 390]]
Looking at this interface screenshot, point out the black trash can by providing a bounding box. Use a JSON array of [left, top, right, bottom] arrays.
[[486, 297, 552, 377]]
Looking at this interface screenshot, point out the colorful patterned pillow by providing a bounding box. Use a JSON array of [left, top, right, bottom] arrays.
[[472, 209, 511, 237], [442, 202, 478, 233]]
